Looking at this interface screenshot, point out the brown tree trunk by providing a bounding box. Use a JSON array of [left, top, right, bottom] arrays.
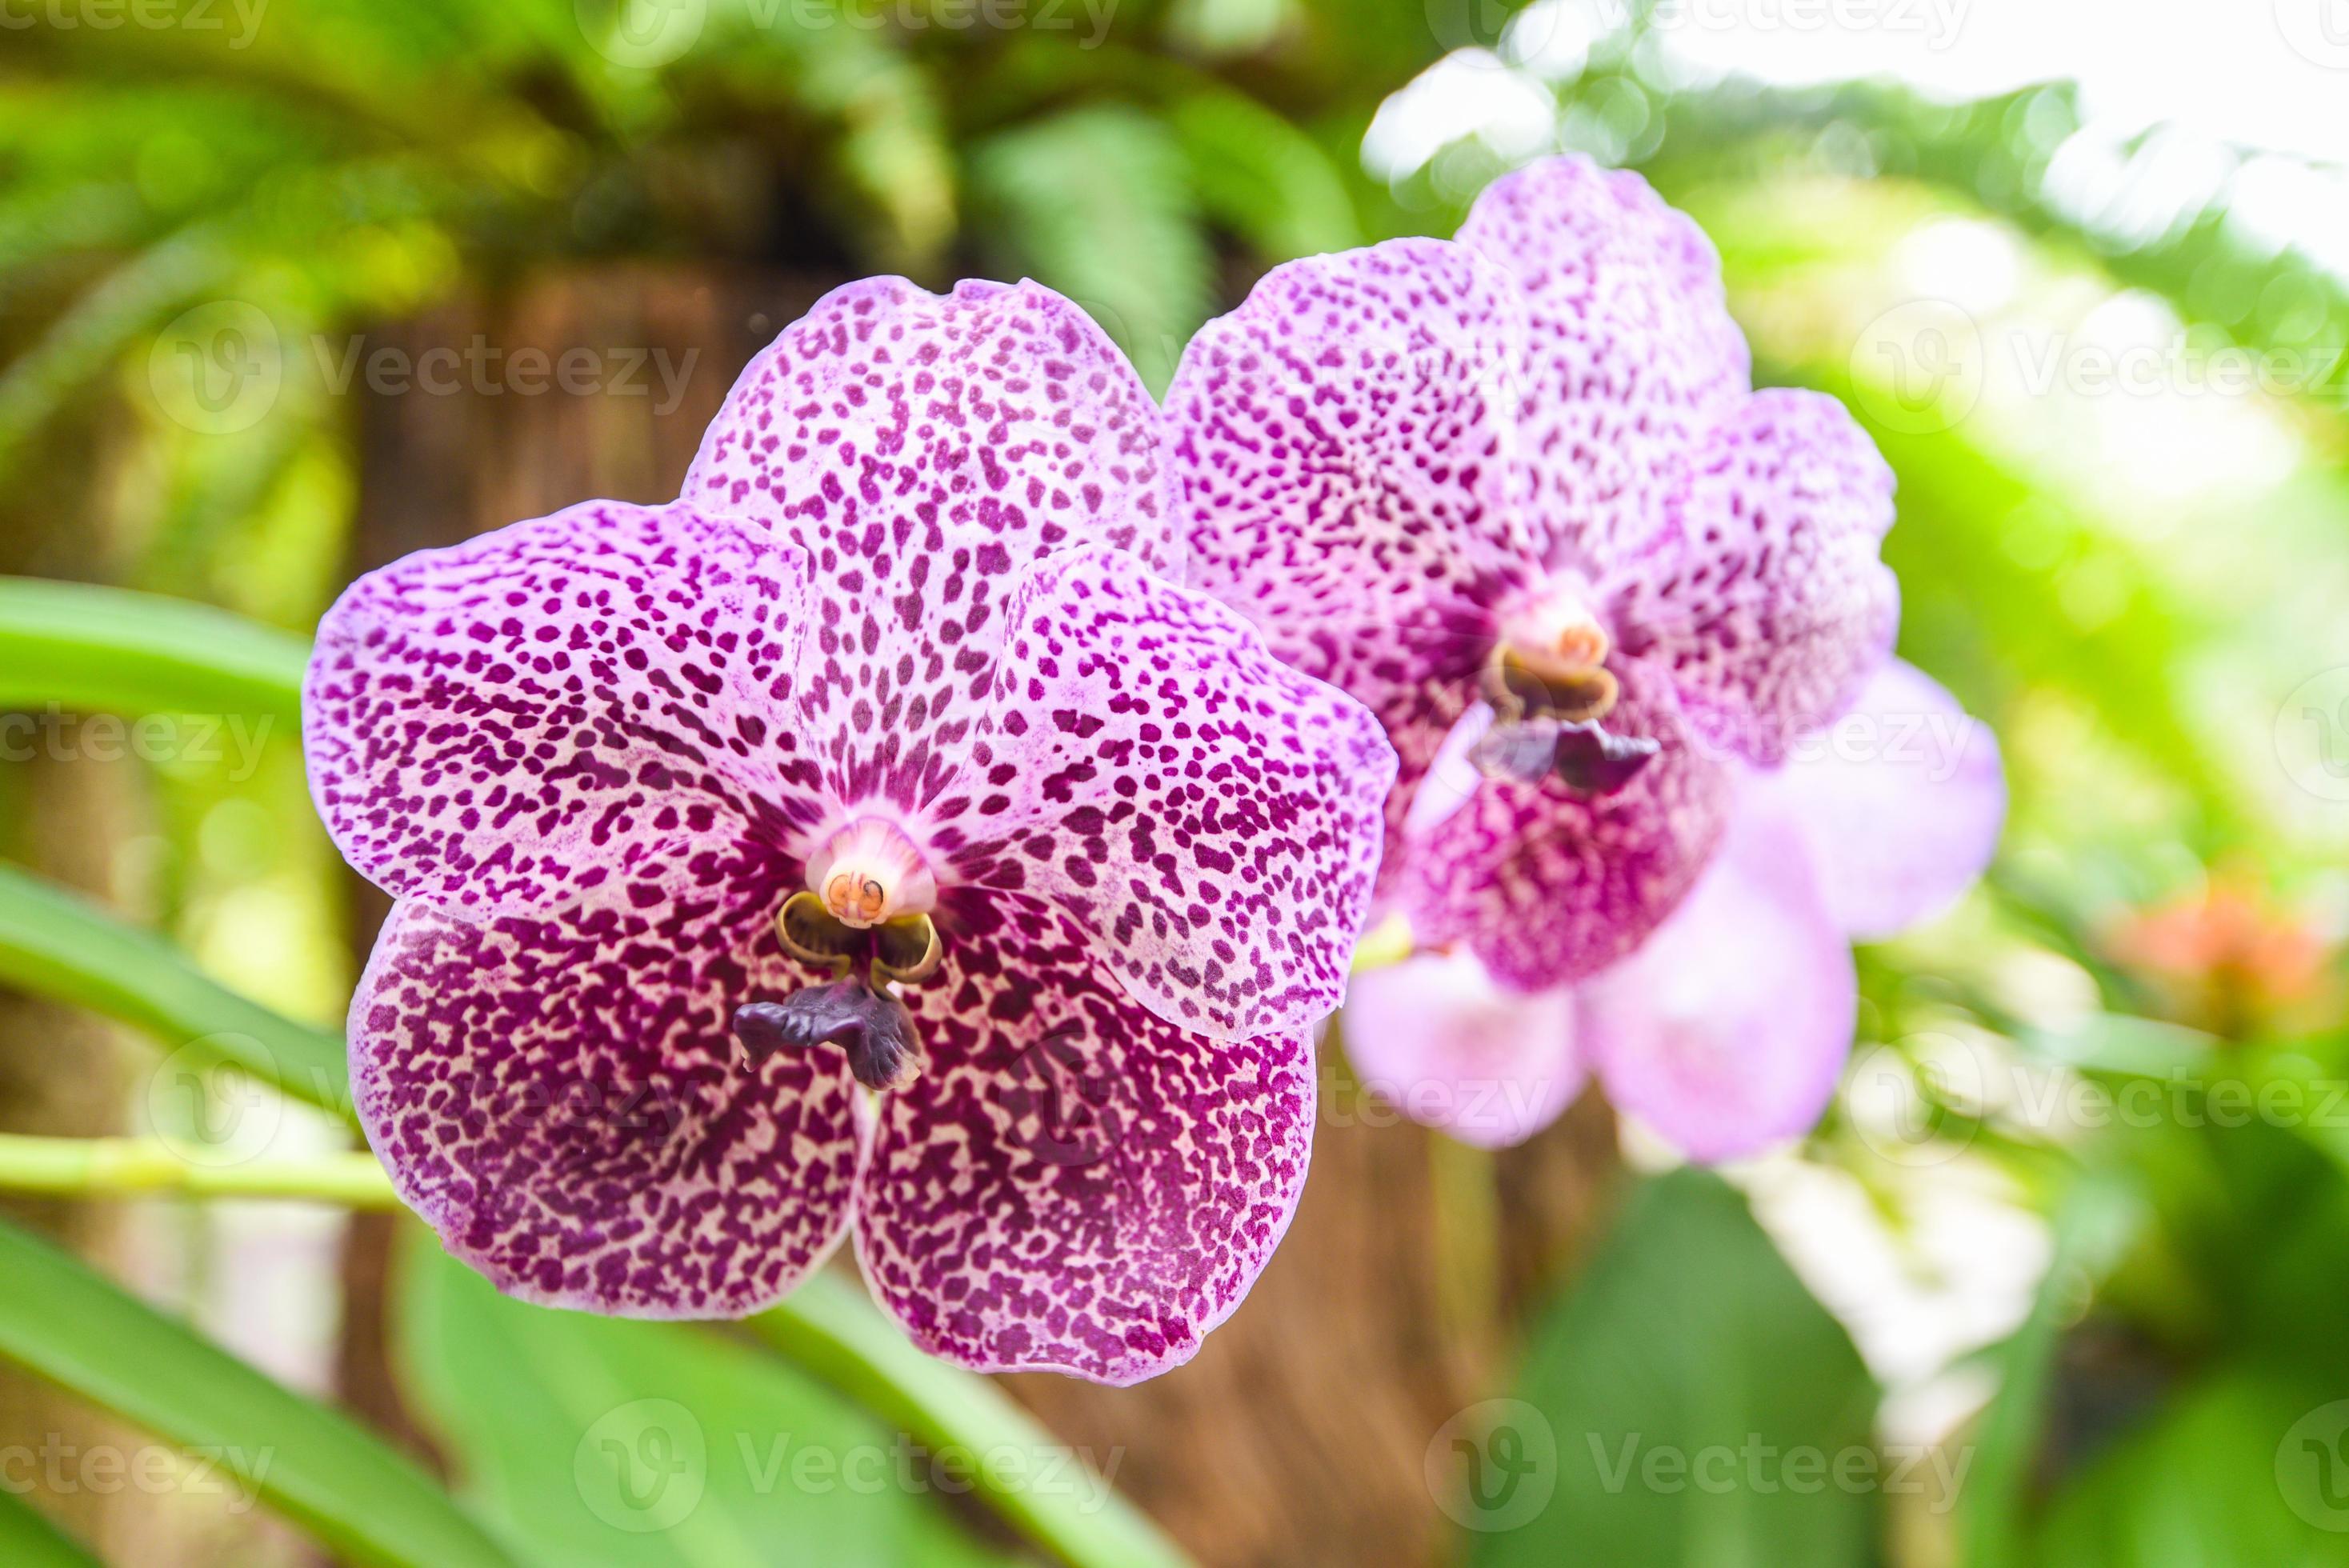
[[346, 266, 1626, 1567]]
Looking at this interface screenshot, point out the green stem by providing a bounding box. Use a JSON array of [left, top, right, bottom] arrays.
[[748, 1276, 1194, 1568], [0, 1136, 399, 1207]]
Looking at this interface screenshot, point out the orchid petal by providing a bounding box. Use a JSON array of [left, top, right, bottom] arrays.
[[1340, 950, 1581, 1148], [352, 884, 862, 1317], [1167, 240, 1535, 878], [1750, 658, 2004, 939], [944, 546, 1396, 1040], [1607, 390, 1899, 765], [1578, 795, 1856, 1163], [1455, 155, 1751, 567], [305, 502, 819, 920], [682, 278, 1183, 814], [856, 893, 1311, 1385]]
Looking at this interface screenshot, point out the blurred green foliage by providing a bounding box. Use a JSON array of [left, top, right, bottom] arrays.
[[6, 0, 2349, 1565]]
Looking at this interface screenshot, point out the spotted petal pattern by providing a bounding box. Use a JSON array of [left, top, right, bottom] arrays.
[[1166, 240, 1534, 874], [944, 547, 1397, 1040], [682, 278, 1179, 814], [353, 874, 862, 1317], [857, 892, 1312, 1385], [1455, 155, 1751, 569], [306, 502, 818, 919], [1400, 658, 1729, 990], [1608, 390, 1900, 765]]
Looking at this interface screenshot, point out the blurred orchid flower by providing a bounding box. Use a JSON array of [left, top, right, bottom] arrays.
[[1169, 153, 1900, 993], [1344, 661, 2003, 1157], [306, 278, 1395, 1382]]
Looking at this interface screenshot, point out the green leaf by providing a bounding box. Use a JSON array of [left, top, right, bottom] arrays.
[[0, 1215, 513, 1568], [2031, 1372, 2349, 1567], [0, 1490, 99, 1568], [966, 105, 1213, 396], [0, 575, 308, 723], [0, 860, 351, 1123], [1170, 90, 1361, 262], [394, 1238, 1024, 1568], [1957, 1173, 2143, 1568], [1474, 1169, 1881, 1567], [749, 1272, 1191, 1568]]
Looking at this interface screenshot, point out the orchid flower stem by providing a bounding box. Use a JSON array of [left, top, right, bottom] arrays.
[[1426, 1132, 1503, 1380], [0, 1136, 404, 1207]]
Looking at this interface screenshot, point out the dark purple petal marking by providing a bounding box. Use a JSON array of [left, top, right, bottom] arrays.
[[1166, 239, 1534, 886], [353, 879, 862, 1318], [682, 278, 1181, 814], [1401, 658, 1729, 990], [856, 893, 1312, 1385], [1607, 390, 1900, 765], [1455, 154, 1752, 570], [947, 547, 1397, 1040], [305, 502, 821, 918]]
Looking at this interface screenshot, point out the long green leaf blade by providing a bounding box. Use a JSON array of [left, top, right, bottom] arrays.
[[0, 861, 350, 1122], [0, 576, 308, 721], [748, 1274, 1191, 1568], [0, 1217, 514, 1568], [0, 1490, 100, 1567]]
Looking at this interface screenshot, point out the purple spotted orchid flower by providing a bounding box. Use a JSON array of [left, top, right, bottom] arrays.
[[305, 278, 1395, 1384], [1167, 154, 1901, 993], [1344, 659, 2004, 1155]]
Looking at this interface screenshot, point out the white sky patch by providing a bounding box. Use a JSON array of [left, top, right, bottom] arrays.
[[1367, 0, 2349, 281]]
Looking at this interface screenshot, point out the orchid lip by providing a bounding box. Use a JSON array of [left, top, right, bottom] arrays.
[[735, 985, 921, 1092]]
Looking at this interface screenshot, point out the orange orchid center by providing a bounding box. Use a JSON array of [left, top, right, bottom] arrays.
[[805, 818, 935, 930], [1487, 594, 1619, 724]]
